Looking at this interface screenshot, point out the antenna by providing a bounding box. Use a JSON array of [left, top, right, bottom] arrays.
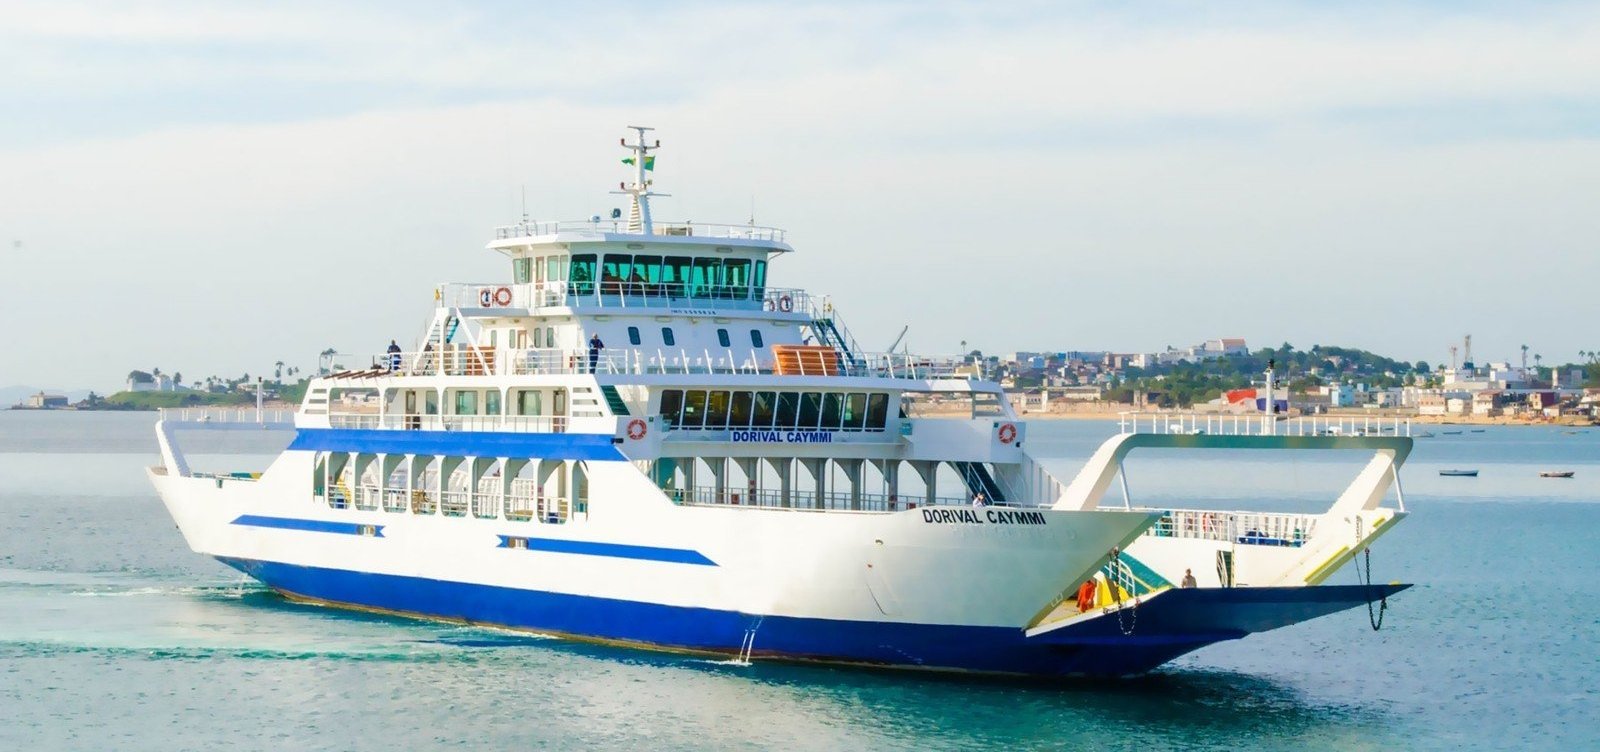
[[520, 184, 529, 224], [749, 194, 756, 226], [611, 125, 671, 234]]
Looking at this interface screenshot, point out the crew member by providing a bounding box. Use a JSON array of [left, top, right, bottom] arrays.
[[1076, 578, 1098, 612], [386, 339, 402, 372], [588, 333, 604, 373], [1181, 569, 1197, 588], [972, 493, 986, 508]]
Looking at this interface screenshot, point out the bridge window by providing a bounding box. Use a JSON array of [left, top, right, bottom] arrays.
[[568, 254, 596, 296], [627, 326, 641, 346], [693, 257, 721, 298], [750, 329, 764, 348], [717, 328, 731, 348], [664, 256, 692, 297], [633, 255, 662, 294], [661, 327, 676, 347], [513, 257, 532, 284], [723, 259, 751, 300], [601, 254, 631, 296], [754, 260, 767, 296]]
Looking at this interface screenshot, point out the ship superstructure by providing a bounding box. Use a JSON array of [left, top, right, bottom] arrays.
[[148, 129, 1406, 678]]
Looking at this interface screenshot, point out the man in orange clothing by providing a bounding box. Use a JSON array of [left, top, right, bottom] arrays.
[[1076, 578, 1098, 612]]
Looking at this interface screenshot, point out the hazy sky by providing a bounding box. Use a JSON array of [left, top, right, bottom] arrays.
[[3, 1, 1598, 390]]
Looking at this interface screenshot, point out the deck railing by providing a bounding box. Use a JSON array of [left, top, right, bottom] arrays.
[[1118, 411, 1411, 438], [493, 219, 787, 242], [326, 346, 974, 381], [326, 413, 565, 433], [666, 485, 1025, 513], [1139, 507, 1318, 546], [158, 407, 296, 425]]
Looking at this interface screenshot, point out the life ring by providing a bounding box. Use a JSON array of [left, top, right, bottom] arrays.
[[493, 286, 512, 306], [778, 294, 794, 313], [997, 422, 1017, 445], [763, 298, 776, 312], [626, 418, 647, 441], [478, 288, 493, 307]]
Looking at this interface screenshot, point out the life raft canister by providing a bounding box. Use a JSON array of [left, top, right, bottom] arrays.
[[493, 286, 513, 306], [626, 418, 648, 441], [997, 422, 1018, 445]]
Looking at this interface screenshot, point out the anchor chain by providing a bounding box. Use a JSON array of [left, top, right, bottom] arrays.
[[1354, 517, 1387, 631], [1108, 547, 1138, 636]]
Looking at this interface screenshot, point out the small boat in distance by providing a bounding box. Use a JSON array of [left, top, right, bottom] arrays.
[[1441, 430, 1463, 435], [1439, 469, 1479, 477], [1470, 429, 1487, 433], [1540, 471, 1576, 479]]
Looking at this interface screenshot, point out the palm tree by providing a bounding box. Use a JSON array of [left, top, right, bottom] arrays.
[[1521, 344, 1529, 369], [274, 361, 285, 380]]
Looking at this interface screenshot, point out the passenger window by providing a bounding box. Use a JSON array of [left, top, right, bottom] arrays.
[[775, 392, 800, 427], [486, 390, 501, 417], [516, 390, 542, 416], [705, 391, 731, 428], [532, 328, 543, 348], [750, 329, 764, 348], [680, 390, 707, 427], [798, 392, 823, 428], [424, 391, 438, 415], [662, 327, 676, 347], [821, 393, 844, 429], [455, 391, 478, 415], [844, 393, 867, 429], [546, 327, 555, 347], [717, 328, 731, 348], [658, 390, 683, 426], [866, 393, 888, 428], [627, 326, 641, 346], [752, 392, 777, 427], [729, 392, 753, 427]]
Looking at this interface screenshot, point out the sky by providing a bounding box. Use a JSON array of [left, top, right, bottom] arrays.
[[2, 0, 1598, 391]]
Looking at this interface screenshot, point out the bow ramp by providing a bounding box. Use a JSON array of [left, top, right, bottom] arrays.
[[1023, 583, 1411, 673]]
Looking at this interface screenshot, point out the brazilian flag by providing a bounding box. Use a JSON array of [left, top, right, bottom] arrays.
[[621, 155, 656, 171]]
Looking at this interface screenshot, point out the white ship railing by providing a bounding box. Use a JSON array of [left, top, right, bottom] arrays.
[[328, 347, 973, 381], [436, 281, 814, 313], [158, 407, 296, 425], [1118, 411, 1411, 438], [667, 486, 1032, 513], [326, 413, 565, 433], [1139, 508, 1318, 546], [493, 219, 786, 242]]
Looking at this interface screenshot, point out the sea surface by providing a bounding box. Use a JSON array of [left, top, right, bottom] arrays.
[[1, 411, 1596, 750]]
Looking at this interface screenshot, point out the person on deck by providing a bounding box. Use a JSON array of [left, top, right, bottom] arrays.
[[587, 333, 605, 374], [971, 493, 986, 508], [1076, 578, 1098, 612], [1182, 569, 1197, 588], [386, 340, 402, 372]]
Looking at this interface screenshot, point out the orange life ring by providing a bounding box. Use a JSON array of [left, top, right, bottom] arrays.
[[626, 418, 647, 441], [997, 423, 1017, 445], [778, 294, 794, 313], [493, 286, 512, 306]]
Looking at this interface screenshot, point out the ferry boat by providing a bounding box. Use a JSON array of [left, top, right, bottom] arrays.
[[148, 128, 1407, 678]]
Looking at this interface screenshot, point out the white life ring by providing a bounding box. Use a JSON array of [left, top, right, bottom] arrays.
[[778, 294, 794, 313], [478, 288, 494, 307]]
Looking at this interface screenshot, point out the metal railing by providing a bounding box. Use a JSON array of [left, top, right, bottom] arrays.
[[1139, 508, 1318, 546], [1118, 411, 1412, 438], [326, 413, 565, 433], [327, 346, 975, 382], [438, 281, 812, 313], [493, 219, 787, 242], [666, 485, 1024, 513], [158, 407, 296, 424]]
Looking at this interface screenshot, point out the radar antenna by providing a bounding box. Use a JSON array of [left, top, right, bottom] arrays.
[[612, 126, 670, 234]]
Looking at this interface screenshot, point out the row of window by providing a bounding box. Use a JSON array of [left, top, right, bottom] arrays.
[[625, 326, 762, 349], [569, 254, 769, 300], [658, 390, 892, 431]]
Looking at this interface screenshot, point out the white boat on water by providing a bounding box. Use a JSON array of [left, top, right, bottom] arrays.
[[147, 129, 1407, 678]]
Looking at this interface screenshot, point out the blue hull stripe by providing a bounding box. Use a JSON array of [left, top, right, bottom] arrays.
[[287, 428, 625, 461], [212, 558, 1399, 677], [497, 535, 716, 566], [231, 515, 384, 537]]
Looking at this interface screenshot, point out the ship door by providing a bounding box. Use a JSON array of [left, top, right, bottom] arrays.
[[404, 391, 418, 429], [553, 389, 567, 432]]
